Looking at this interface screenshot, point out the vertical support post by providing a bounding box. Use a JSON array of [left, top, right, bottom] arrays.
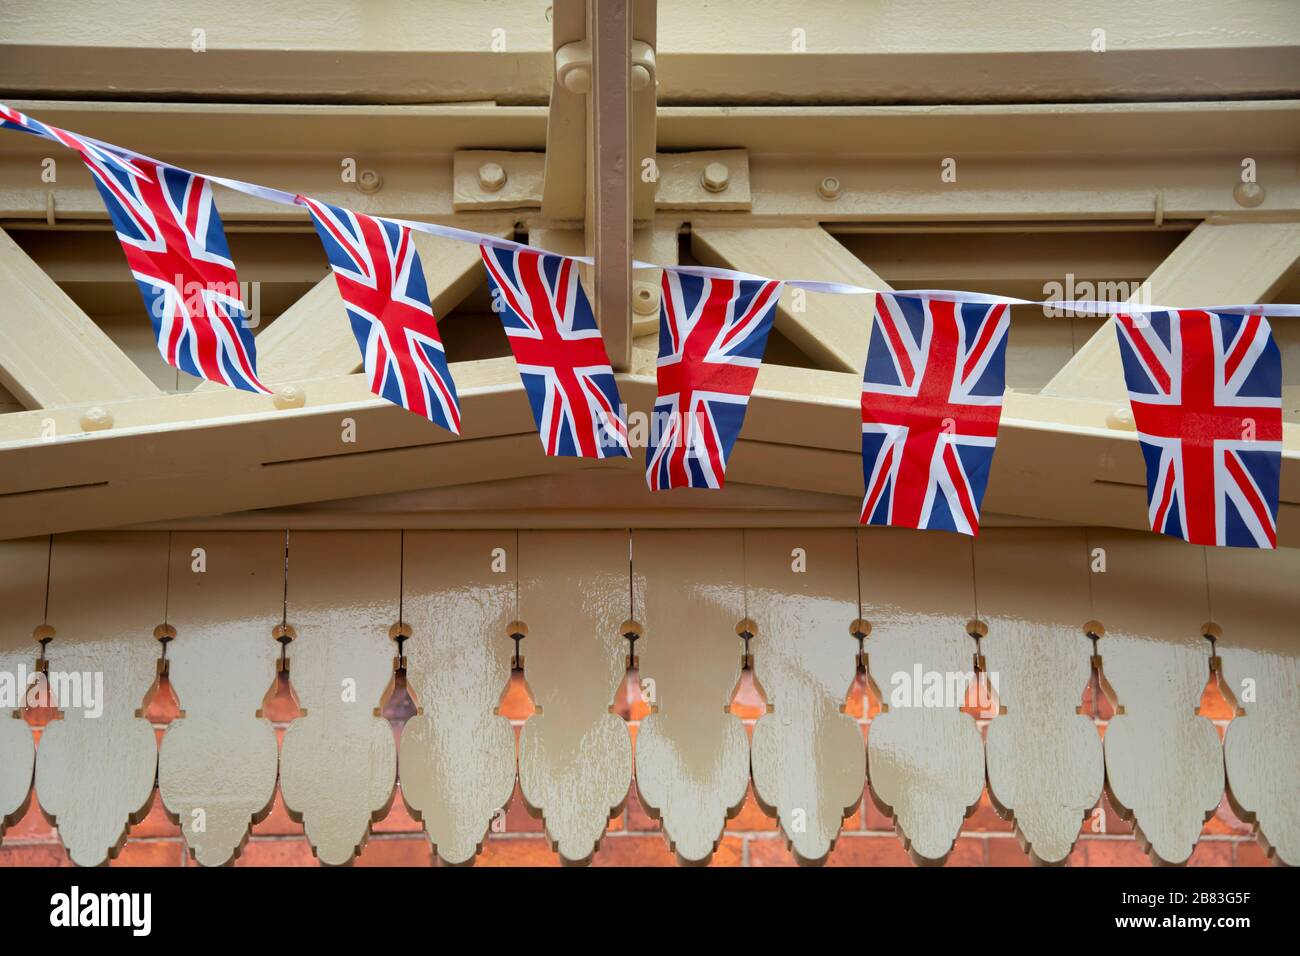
[[587, 0, 632, 371]]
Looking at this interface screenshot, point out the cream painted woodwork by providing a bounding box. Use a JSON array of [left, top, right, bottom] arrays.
[[157, 532, 281, 866], [1043, 222, 1300, 404], [747, 528, 863, 864], [1087, 531, 1223, 864], [0, 226, 160, 409], [278, 530, 399, 866], [196, 226, 513, 390], [862, 531, 985, 864], [632, 529, 749, 864], [976, 528, 1103, 865], [690, 225, 886, 374], [4, 357, 1299, 545], [34, 532, 167, 866], [1208, 545, 1300, 866], [398, 531, 518, 865], [4, 1, 1297, 105], [540, 0, 586, 219], [0, 537, 46, 838], [516, 530, 632, 863]]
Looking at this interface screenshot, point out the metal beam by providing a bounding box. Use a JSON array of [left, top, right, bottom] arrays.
[[2, 348, 1296, 541], [691, 224, 887, 373], [587, 0, 634, 371], [4, 1, 1297, 105], [0, 226, 160, 409], [197, 225, 512, 389], [1041, 221, 1300, 403]]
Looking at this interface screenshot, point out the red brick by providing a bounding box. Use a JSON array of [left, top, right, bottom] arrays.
[[234, 838, 318, 867], [591, 834, 678, 866], [1070, 837, 1150, 867], [987, 836, 1031, 866], [251, 791, 304, 837], [944, 836, 987, 866], [473, 836, 561, 866], [111, 840, 183, 867], [862, 789, 894, 832], [373, 790, 423, 833], [964, 791, 1014, 833], [1187, 840, 1234, 866], [1234, 840, 1276, 867], [3, 800, 55, 841], [725, 787, 778, 832], [500, 783, 545, 834], [355, 836, 432, 867], [1203, 796, 1252, 837], [0, 843, 72, 866], [1080, 791, 1132, 836], [128, 793, 181, 838], [745, 835, 798, 867], [825, 834, 914, 867], [624, 783, 660, 833]]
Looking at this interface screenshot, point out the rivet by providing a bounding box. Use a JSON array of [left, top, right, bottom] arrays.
[[79, 407, 113, 431], [356, 168, 383, 194], [1105, 407, 1135, 431], [632, 281, 660, 315], [478, 162, 507, 193], [562, 65, 591, 94], [701, 162, 730, 193], [1233, 181, 1264, 208], [273, 385, 306, 410], [818, 176, 842, 201]]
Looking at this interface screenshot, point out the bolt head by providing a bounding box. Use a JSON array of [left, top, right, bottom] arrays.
[[818, 176, 842, 200], [357, 168, 383, 194], [1233, 181, 1265, 208], [632, 281, 660, 315], [273, 385, 307, 410], [79, 407, 113, 431], [701, 162, 730, 193], [562, 65, 591, 94], [478, 162, 507, 193], [1105, 406, 1135, 431]]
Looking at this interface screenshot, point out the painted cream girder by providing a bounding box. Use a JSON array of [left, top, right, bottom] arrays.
[[0, 98, 1298, 541], [0, 0, 1299, 542]]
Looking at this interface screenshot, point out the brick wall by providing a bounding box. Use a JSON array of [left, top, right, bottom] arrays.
[[0, 658, 1274, 867]]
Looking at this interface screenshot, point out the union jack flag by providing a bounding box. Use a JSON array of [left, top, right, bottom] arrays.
[[1115, 310, 1281, 548], [645, 271, 783, 489], [480, 245, 629, 458], [2, 104, 268, 393], [860, 294, 1010, 535], [302, 198, 461, 433]]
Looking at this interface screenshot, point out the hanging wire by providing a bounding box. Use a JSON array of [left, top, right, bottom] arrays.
[[41, 533, 52, 623], [1201, 546, 1214, 625], [398, 529, 405, 628], [854, 528, 864, 622], [740, 527, 749, 624], [162, 530, 173, 626], [281, 529, 290, 628]]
